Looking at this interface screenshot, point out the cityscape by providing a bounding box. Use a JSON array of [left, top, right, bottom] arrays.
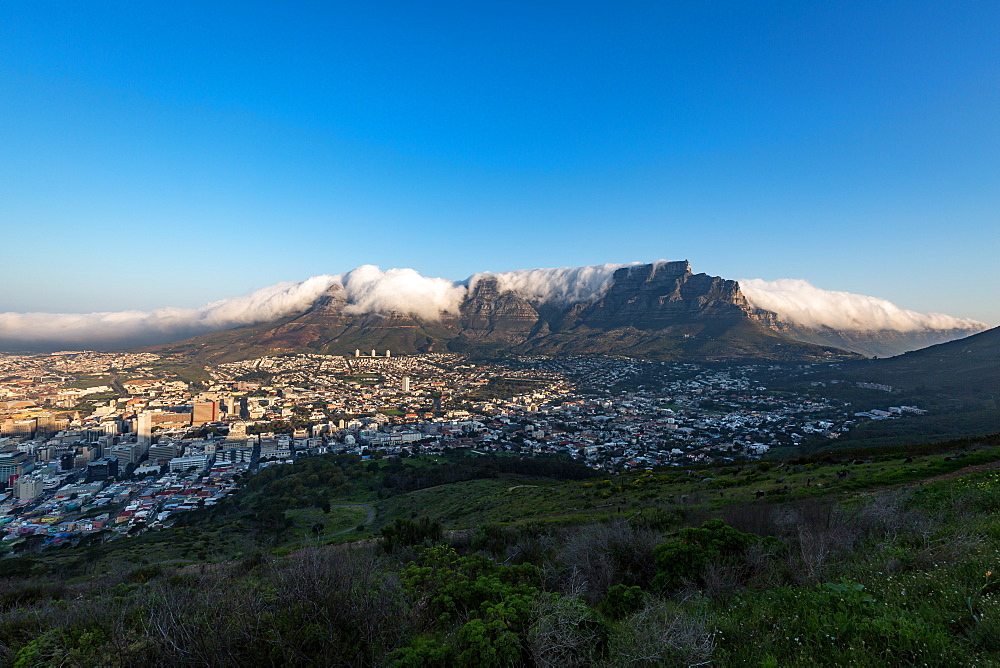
[[0, 349, 924, 547]]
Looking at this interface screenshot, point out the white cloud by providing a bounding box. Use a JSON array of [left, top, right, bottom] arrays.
[[740, 278, 987, 332], [474, 262, 647, 305], [0, 275, 341, 350], [340, 265, 466, 319], [0, 264, 986, 351]]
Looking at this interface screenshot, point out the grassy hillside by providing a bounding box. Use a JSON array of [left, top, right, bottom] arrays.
[[1, 435, 1000, 665]]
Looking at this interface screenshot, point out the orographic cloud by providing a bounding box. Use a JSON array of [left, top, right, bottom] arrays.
[[341, 265, 467, 319], [0, 275, 342, 350], [740, 278, 988, 333], [472, 262, 644, 306], [0, 264, 987, 351]]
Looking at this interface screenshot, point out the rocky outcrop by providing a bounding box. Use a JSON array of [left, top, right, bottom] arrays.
[[149, 261, 855, 363], [457, 276, 540, 344], [574, 261, 759, 329]]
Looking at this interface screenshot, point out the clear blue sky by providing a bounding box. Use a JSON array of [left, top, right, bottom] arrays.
[[2, 1, 998, 324]]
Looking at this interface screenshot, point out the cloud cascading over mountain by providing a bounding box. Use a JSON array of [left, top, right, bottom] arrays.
[[474, 262, 645, 306], [340, 265, 467, 319], [0, 274, 343, 350], [738, 278, 987, 333], [0, 262, 988, 352]]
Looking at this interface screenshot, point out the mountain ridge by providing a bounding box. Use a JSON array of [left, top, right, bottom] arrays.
[[145, 261, 854, 363], [1, 260, 985, 356]]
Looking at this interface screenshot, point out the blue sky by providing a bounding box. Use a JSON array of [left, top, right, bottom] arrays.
[[2, 1, 998, 324]]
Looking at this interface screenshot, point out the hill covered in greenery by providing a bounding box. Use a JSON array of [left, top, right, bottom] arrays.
[[1, 436, 999, 666]]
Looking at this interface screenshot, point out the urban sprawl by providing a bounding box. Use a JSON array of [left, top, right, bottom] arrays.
[[0, 350, 925, 548]]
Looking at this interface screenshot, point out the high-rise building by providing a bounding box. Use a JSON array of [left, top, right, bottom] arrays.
[[16, 477, 43, 501], [402, 376, 411, 392], [137, 412, 153, 446]]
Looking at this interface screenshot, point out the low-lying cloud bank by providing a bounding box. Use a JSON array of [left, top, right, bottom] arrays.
[[0, 275, 343, 351], [739, 278, 987, 333], [0, 263, 987, 351]]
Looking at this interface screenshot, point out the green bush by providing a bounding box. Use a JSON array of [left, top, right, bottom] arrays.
[[600, 584, 645, 619], [652, 519, 760, 592]]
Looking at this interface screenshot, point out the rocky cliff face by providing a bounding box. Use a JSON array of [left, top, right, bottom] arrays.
[[573, 261, 759, 328], [153, 261, 853, 363], [457, 276, 540, 344]]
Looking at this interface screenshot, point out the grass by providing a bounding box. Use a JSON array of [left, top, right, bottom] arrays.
[[3, 435, 1000, 665], [367, 441, 1000, 534], [284, 506, 368, 542]]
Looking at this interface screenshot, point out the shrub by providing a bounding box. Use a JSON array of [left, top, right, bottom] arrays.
[[652, 519, 760, 592], [528, 593, 606, 667], [379, 517, 444, 553], [604, 597, 715, 667], [600, 584, 645, 619]]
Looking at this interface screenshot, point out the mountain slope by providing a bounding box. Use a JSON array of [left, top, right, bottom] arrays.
[[842, 325, 1000, 397], [146, 261, 852, 363]]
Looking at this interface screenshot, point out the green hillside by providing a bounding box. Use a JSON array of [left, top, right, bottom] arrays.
[[2, 436, 1000, 665]]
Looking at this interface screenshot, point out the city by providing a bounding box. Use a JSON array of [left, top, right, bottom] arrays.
[[0, 350, 924, 548]]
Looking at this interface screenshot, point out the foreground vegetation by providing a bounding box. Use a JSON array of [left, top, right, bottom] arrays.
[[1, 435, 999, 665]]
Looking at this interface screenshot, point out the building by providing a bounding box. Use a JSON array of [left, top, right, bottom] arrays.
[[86, 456, 119, 481], [148, 443, 179, 461], [168, 455, 209, 473], [137, 411, 153, 446], [192, 401, 218, 425], [226, 422, 248, 442], [215, 447, 253, 464], [0, 452, 31, 481], [109, 444, 142, 465], [16, 476, 43, 501], [138, 410, 192, 446], [1, 418, 36, 436]]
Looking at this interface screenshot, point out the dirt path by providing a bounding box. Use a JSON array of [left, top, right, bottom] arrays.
[[329, 504, 376, 535], [920, 459, 1000, 485]]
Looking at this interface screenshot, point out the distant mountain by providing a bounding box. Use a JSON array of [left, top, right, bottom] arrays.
[[839, 325, 1000, 397], [147, 261, 851, 363], [3, 259, 984, 358], [771, 325, 983, 359]]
